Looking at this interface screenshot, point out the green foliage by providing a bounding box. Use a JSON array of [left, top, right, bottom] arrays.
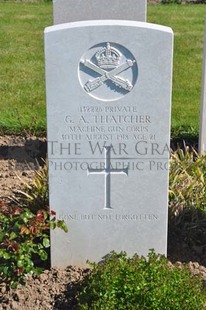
[[76, 251, 206, 309], [0, 202, 67, 288], [171, 125, 198, 143], [0, 164, 68, 288]]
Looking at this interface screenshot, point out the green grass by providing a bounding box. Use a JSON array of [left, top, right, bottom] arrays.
[[148, 5, 205, 137], [0, 3, 205, 136], [0, 2, 52, 135]]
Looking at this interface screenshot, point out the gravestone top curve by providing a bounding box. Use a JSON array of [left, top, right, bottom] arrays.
[[45, 20, 172, 35]]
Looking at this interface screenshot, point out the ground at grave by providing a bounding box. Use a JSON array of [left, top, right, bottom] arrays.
[[1, 135, 206, 308], [0, 262, 206, 310]]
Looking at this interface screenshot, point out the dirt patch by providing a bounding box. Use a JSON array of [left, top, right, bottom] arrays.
[[0, 135, 46, 200], [0, 267, 89, 310]]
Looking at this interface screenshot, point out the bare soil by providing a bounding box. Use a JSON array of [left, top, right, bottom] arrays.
[[0, 267, 90, 310], [1, 135, 206, 309], [0, 135, 47, 201]]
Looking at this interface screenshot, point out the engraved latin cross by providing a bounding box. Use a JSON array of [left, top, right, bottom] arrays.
[[87, 146, 128, 209]]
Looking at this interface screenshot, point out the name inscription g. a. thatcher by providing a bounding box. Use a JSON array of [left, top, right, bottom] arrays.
[[60, 213, 159, 221]]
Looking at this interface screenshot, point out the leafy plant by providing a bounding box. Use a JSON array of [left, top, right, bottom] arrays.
[[0, 162, 67, 288], [76, 251, 206, 309], [0, 201, 67, 288]]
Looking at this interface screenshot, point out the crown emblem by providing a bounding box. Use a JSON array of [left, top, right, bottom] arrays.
[[95, 43, 121, 69]]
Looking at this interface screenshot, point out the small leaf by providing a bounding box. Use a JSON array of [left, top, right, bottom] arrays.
[[43, 238, 50, 248], [17, 260, 24, 268], [20, 225, 30, 235], [10, 232, 17, 240], [39, 250, 48, 261], [3, 252, 11, 260], [33, 267, 43, 276], [50, 222, 56, 230], [57, 220, 68, 233], [0, 232, 5, 242]]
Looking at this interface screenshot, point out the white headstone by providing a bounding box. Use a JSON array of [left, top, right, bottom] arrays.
[[45, 20, 173, 267], [53, 0, 147, 24], [199, 17, 206, 154]]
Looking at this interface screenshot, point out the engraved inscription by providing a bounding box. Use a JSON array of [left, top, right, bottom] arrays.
[[87, 146, 128, 209], [59, 213, 159, 222], [63, 109, 153, 142]]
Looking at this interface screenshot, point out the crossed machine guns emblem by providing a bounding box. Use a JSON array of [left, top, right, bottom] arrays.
[[80, 42, 136, 93]]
